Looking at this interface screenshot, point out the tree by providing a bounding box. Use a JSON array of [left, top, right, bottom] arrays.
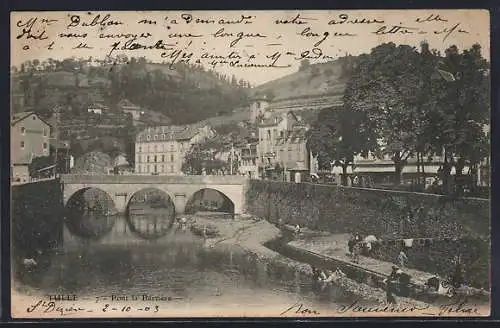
[[424, 44, 490, 194], [181, 143, 217, 175], [344, 42, 490, 190], [344, 43, 425, 184], [32, 59, 40, 69], [299, 59, 310, 71], [29, 155, 55, 179], [307, 107, 377, 186], [264, 89, 276, 101], [323, 68, 334, 77]]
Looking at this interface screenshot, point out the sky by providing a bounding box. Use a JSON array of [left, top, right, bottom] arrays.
[[11, 10, 489, 86]]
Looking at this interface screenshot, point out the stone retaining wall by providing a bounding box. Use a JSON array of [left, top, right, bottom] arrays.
[[246, 181, 490, 288]]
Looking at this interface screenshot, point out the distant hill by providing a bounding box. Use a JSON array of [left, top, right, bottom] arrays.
[[11, 57, 252, 126], [204, 107, 251, 128], [246, 57, 359, 125], [251, 57, 357, 102]]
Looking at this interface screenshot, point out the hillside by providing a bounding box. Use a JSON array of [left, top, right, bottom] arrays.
[[11, 57, 252, 125], [245, 57, 359, 125], [251, 56, 358, 103]]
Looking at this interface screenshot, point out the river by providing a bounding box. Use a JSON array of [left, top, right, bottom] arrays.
[[14, 212, 358, 317]]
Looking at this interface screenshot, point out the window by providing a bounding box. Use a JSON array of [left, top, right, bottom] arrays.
[[267, 130, 271, 140], [170, 165, 174, 173], [257, 101, 261, 109], [43, 128, 47, 137], [32, 115, 36, 120], [20, 127, 25, 135], [162, 155, 165, 162], [170, 145, 174, 151], [138, 146, 142, 153], [154, 145, 157, 152], [170, 154, 174, 162], [20, 141, 25, 149], [154, 165, 158, 173], [147, 156, 150, 162], [147, 135, 151, 141], [154, 135, 158, 140], [43, 142, 48, 150], [154, 155, 157, 162]]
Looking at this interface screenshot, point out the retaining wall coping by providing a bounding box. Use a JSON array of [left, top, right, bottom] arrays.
[[61, 174, 249, 185], [257, 181, 490, 203]]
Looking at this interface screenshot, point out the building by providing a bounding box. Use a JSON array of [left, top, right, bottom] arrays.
[[87, 103, 108, 115], [257, 111, 310, 180], [275, 126, 310, 181], [238, 136, 259, 179], [135, 122, 215, 175], [249, 96, 270, 123], [118, 99, 145, 120], [11, 112, 51, 182]]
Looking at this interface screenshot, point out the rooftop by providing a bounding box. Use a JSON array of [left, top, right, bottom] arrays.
[[276, 127, 308, 145], [136, 121, 211, 142], [118, 99, 142, 110], [258, 111, 299, 127], [11, 111, 51, 127]]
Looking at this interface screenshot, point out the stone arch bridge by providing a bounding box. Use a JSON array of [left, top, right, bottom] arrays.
[[61, 174, 249, 215]]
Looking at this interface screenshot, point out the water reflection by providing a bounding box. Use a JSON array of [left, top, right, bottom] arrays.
[[65, 188, 117, 239], [126, 188, 175, 239], [18, 219, 352, 310]]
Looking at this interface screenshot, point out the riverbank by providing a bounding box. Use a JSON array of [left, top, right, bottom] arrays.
[[189, 214, 436, 312]]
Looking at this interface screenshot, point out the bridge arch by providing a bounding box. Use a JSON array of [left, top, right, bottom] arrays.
[[64, 187, 117, 239], [125, 187, 176, 239], [184, 187, 235, 216]]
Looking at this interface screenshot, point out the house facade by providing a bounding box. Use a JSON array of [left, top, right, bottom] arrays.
[[134, 122, 215, 175], [249, 96, 270, 123], [11, 112, 51, 182], [257, 111, 310, 180], [238, 140, 259, 179]]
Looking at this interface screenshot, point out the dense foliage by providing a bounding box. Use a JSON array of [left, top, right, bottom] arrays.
[[309, 42, 489, 190], [307, 107, 377, 185], [181, 140, 237, 175]]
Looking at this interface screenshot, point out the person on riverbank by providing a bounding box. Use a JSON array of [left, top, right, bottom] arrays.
[[450, 255, 463, 289], [397, 248, 409, 268], [363, 235, 378, 255], [177, 217, 188, 233], [384, 266, 403, 303], [348, 233, 361, 252], [348, 234, 356, 254], [311, 266, 322, 294], [294, 224, 301, 237]]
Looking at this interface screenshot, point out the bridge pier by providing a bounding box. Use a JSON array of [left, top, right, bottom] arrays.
[[114, 192, 128, 214], [174, 193, 187, 215]]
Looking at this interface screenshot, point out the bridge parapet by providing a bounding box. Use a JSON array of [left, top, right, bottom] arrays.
[[61, 174, 249, 185]]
